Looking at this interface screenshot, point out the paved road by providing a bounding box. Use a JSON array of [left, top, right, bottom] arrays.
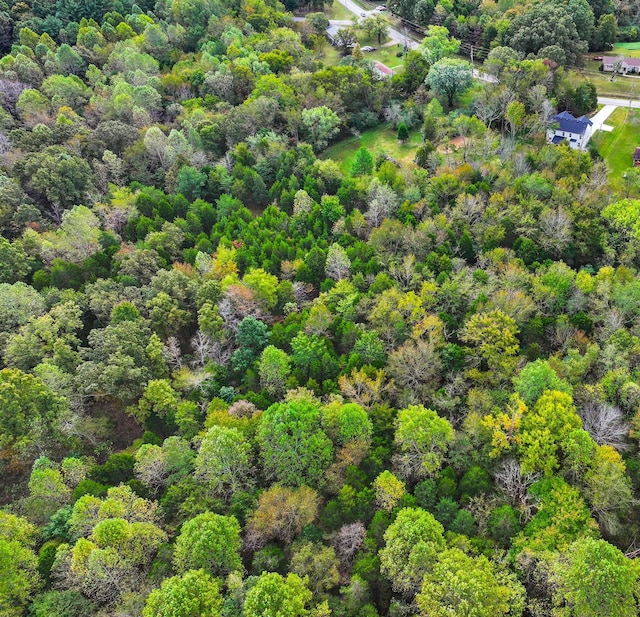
[[473, 69, 498, 83], [597, 96, 640, 108]]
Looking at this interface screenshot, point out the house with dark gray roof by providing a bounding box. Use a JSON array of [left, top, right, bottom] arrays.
[[326, 25, 339, 45], [546, 111, 593, 151]]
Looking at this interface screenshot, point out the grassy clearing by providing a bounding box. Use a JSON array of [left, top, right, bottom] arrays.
[[322, 122, 422, 172], [364, 46, 404, 67], [316, 44, 343, 66], [315, 45, 402, 69], [353, 32, 406, 67], [591, 107, 640, 188], [457, 81, 483, 110], [316, 36, 404, 68], [613, 42, 640, 57], [324, 2, 352, 20]]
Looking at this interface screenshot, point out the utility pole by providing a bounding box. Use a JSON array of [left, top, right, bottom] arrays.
[[624, 172, 630, 198], [403, 22, 408, 57]]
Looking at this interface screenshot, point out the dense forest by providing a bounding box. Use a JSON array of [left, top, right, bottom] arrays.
[[2, 0, 640, 614]]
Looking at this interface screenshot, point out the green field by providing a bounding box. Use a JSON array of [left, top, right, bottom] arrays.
[[457, 81, 483, 109], [591, 107, 640, 189], [316, 44, 343, 65], [322, 122, 422, 171], [613, 42, 640, 57], [364, 46, 404, 68], [316, 38, 404, 69], [315, 44, 403, 70], [324, 2, 352, 21]]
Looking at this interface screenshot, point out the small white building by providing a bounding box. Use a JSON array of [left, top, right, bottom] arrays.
[[547, 111, 593, 151], [373, 61, 393, 78]]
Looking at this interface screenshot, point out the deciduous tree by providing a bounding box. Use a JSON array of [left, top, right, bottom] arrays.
[[245, 485, 319, 549], [194, 425, 253, 498], [0, 368, 69, 470], [258, 345, 292, 398], [244, 573, 312, 617], [460, 309, 519, 384], [418, 25, 460, 64], [393, 405, 454, 481], [258, 397, 333, 487], [301, 106, 341, 152], [507, 3, 588, 66], [142, 570, 223, 617], [518, 390, 582, 475], [290, 542, 340, 595], [379, 507, 445, 595], [552, 538, 639, 617], [425, 58, 473, 107], [417, 548, 525, 617], [172, 512, 242, 577]]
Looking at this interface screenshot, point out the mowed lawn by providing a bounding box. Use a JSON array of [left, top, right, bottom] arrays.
[[591, 107, 640, 188], [364, 45, 405, 69], [324, 2, 352, 20], [457, 81, 483, 109], [612, 42, 640, 58], [317, 35, 405, 69], [316, 44, 403, 69], [322, 122, 422, 172], [316, 44, 343, 66]]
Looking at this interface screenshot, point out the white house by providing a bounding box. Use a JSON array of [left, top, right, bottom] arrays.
[[547, 111, 593, 151], [601, 56, 640, 74]]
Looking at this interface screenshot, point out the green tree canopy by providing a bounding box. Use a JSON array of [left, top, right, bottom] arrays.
[[172, 512, 242, 577], [425, 58, 473, 107], [551, 538, 639, 617], [379, 507, 446, 595], [393, 405, 454, 481], [0, 368, 69, 469], [350, 147, 374, 177], [507, 3, 588, 65], [194, 425, 253, 498], [518, 390, 582, 475], [417, 548, 525, 617], [244, 572, 312, 617], [513, 359, 573, 406], [301, 106, 341, 152], [258, 397, 333, 487], [142, 570, 224, 617], [418, 25, 460, 64]]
